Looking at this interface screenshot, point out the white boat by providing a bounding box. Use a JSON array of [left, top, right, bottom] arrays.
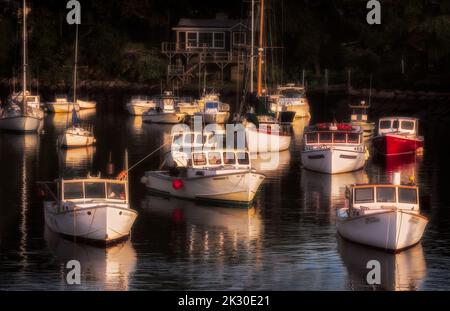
[[336, 173, 428, 252], [77, 99, 97, 109], [349, 100, 375, 140], [141, 150, 265, 205], [270, 84, 310, 118], [58, 124, 96, 148], [177, 99, 200, 116], [126, 96, 156, 115], [9, 91, 44, 120], [142, 92, 186, 124], [47, 96, 80, 113], [41, 174, 138, 244], [194, 97, 230, 124], [245, 123, 292, 153], [301, 123, 367, 174]]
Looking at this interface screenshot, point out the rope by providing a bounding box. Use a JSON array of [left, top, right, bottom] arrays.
[[127, 142, 170, 172]]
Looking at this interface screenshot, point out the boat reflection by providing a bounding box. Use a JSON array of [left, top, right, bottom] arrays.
[[48, 109, 95, 132], [58, 147, 95, 177], [338, 237, 426, 290], [126, 116, 143, 136], [251, 150, 291, 177], [291, 117, 310, 150], [372, 153, 422, 183], [44, 227, 137, 290]]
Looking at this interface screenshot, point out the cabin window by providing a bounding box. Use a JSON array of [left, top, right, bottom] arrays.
[[195, 134, 204, 145], [187, 32, 198, 47], [376, 187, 396, 203], [319, 132, 332, 143], [84, 182, 106, 199], [354, 187, 374, 203], [399, 188, 418, 204], [392, 120, 399, 129], [333, 132, 346, 143], [347, 133, 359, 144], [306, 132, 318, 144], [193, 153, 207, 166], [184, 134, 194, 144], [64, 182, 83, 200], [205, 102, 219, 109], [223, 152, 236, 165], [213, 32, 225, 48], [233, 32, 246, 46], [401, 121, 415, 131], [199, 32, 213, 48], [380, 120, 391, 129], [208, 152, 222, 165], [236, 152, 250, 165], [172, 134, 183, 146], [107, 183, 126, 200]]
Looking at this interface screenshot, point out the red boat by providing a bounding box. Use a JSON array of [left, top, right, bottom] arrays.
[[372, 117, 424, 156]]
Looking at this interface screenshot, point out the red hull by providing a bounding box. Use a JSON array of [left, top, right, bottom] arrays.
[[373, 134, 423, 156]]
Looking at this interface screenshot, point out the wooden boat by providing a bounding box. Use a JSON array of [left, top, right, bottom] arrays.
[[349, 100, 375, 140], [336, 173, 428, 252], [141, 150, 265, 205], [301, 123, 367, 174], [41, 173, 138, 244], [372, 117, 424, 156]]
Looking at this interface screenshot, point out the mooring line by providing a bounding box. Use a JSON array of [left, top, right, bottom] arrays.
[[127, 142, 170, 172]]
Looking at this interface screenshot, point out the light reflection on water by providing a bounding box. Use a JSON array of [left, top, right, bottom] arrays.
[[0, 101, 449, 290]]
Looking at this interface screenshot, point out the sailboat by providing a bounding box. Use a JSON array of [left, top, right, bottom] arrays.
[[57, 25, 95, 148], [0, 0, 40, 132]]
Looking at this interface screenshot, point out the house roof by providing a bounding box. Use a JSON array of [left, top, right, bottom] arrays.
[[173, 18, 249, 30]]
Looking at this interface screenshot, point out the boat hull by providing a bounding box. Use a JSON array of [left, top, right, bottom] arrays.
[[142, 112, 185, 124], [337, 209, 428, 252], [373, 134, 424, 156], [44, 203, 138, 244], [126, 104, 154, 116], [301, 147, 366, 174], [0, 115, 41, 132], [177, 105, 199, 116], [77, 100, 96, 109], [47, 103, 80, 113], [246, 128, 291, 153], [142, 171, 265, 205], [195, 112, 229, 124], [58, 133, 96, 148]]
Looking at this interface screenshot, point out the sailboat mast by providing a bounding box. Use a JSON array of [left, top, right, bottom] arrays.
[[257, 0, 264, 97], [22, 0, 27, 111], [73, 24, 79, 103], [250, 0, 255, 93]]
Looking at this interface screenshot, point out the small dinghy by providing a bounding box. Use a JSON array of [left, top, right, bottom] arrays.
[[141, 150, 265, 205], [336, 173, 428, 252]]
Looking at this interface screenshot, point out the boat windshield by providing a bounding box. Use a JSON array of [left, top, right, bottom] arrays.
[[236, 152, 250, 165], [208, 152, 222, 165], [223, 152, 236, 165], [64, 182, 84, 200], [401, 121, 415, 131], [107, 183, 126, 200], [85, 182, 106, 199], [205, 102, 219, 109], [63, 181, 126, 201], [352, 108, 367, 115], [354, 187, 374, 203], [376, 187, 396, 203], [399, 187, 417, 204], [280, 89, 305, 98]]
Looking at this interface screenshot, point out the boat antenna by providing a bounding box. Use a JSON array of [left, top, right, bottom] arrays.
[[257, 0, 265, 97], [22, 0, 27, 113]]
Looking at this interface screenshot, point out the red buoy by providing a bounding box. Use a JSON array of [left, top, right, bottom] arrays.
[[172, 179, 184, 190]]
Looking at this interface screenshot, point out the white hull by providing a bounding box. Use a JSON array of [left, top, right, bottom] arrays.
[[337, 209, 428, 251], [142, 112, 185, 124], [58, 132, 96, 148], [44, 203, 138, 243], [126, 103, 155, 116], [77, 99, 96, 109], [47, 102, 80, 113], [301, 147, 365, 174], [0, 115, 41, 132], [177, 105, 199, 116], [142, 171, 265, 204], [195, 112, 229, 124], [246, 128, 291, 153]]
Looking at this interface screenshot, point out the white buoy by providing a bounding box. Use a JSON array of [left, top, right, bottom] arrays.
[[392, 172, 401, 185]]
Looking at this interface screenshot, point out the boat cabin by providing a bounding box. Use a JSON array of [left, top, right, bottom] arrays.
[[378, 117, 419, 136], [190, 150, 251, 170], [172, 130, 226, 151], [304, 124, 363, 146], [346, 184, 419, 211], [349, 101, 370, 122], [204, 101, 230, 113], [60, 178, 128, 203]]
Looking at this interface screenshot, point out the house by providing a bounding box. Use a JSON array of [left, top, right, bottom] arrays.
[[161, 13, 250, 85]]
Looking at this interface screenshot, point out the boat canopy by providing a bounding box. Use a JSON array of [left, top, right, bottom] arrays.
[[378, 117, 418, 136], [351, 185, 418, 205], [304, 124, 362, 145], [62, 179, 127, 202]]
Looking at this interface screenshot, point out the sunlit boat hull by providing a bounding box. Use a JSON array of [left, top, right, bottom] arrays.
[[373, 134, 424, 156], [58, 132, 96, 148], [141, 171, 265, 205], [77, 99, 97, 109], [142, 112, 186, 124], [0, 115, 41, 132], [47, 102, 80, 113], [245, 128, 291, 153], [44, 203, 138, 244], [336, 209, 428, 252], [177, 104, 199, 116], [301, 147, 366, 174], [126, 103, 155, 116]]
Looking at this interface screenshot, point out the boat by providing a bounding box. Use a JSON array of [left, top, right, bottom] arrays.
[[270, 84, 310, 119], [177, 98, 200, 116], [0, 0, 41, 133], [40, 152, 138, 245], [8, 91, 44, 120], [194, 94, 230, 124], [77, 99, 97, 110], [142, 91, 186, 124], [245, 121, 292, 153], [336, 173, 428, 252], [349, 100, 375, 140], [372, 117, 424, 156], [301, 123, 367, 174], [141, 150, 265, 205], [47, 96, 80, 113], [126, 96, 156, 116]]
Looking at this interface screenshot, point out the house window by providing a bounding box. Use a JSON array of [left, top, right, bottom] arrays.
[[233, 32, 246, 46], [178, 31, 186, 49], [187, 32, 198, 48], [199, 32, 213, 48], [213, 32, 225, 48]]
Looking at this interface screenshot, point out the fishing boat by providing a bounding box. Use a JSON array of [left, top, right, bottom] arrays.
[[270, 84, 310, 119], [372, 117, 424, 156], [349, 100, 375, 140], [47, 96, 80, 113], [0, 0, 41, 133], [336, 173, 428, 252], [77, 99, 97, 110], [126, 96, 156, 116], [301, 123, 367, 174], [194, 98, 230, 124], [141, 150, 265, 205], [142, 91, 186, 124]]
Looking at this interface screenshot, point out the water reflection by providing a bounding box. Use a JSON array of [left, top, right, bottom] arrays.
[[44, 227, 137, 290], [58, 147, 95, 177], [338, 237, 426, 290], [252, 150, 291, 177]]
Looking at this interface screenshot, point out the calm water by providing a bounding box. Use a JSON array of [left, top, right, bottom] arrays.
[[0, 94, 450, 291]]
